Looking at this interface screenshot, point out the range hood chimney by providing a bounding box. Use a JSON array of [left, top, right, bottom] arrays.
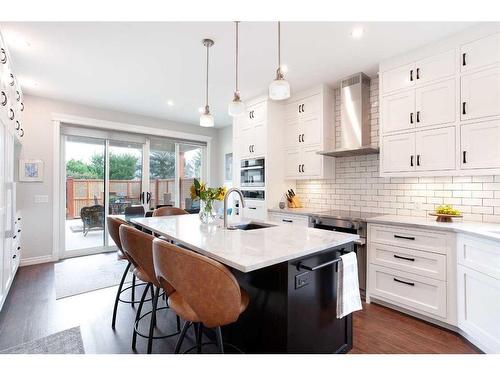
[[318, 72, 379, 157]]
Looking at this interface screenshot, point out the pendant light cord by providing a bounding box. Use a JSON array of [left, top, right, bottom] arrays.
[[206, 42, 210, 108], [235, 21, 239, 93], [278, 21, 281, 72]]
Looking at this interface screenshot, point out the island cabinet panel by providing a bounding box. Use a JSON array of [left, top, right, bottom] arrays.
[[223, 243, 354, 353]]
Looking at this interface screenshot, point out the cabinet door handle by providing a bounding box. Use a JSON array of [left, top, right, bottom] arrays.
[[416, 68, 420, 80], [19, 128, 24, 137], [393, 278, 415, 286], [416, 111, 420, 123], [298, 164, 301, 173], [298, 104, 301, 114], [282, 219, 293, 223], [15, 121, 20, 130], [410, 155, 414, 167], [298, 134, 301, 143], [301, 134, 304, 142], [20, 102, 24, 111], [410, 112, 414, 124], [9, 108, 14, 120], [463, 150, 467, 164], [301, 164, 305, 173], [394, 254, 415, 262], [0, 48, 6, 64], [462, 102, 467, 115], [16, 90, 20, 102], [394, 234, 415, 240], [248, 207, 257, 210], [416, 154, 420, 166], [410, 69, 413, 81], [1, 91, 6, 106], [9, 73, 14, 86], [462, 52, 466, 66], [301, 104, 305, 113]]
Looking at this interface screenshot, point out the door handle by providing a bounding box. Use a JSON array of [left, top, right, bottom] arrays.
[[416, 68, 420, 80], [298, 164, 302, 173], [282, 219, 293, 223], [416, 111, 420, 123], [146, 192, 151, 203], [393, 278, 415, 286], [394, 234, 415, 240], [248, 207, 257, 210], [410, 112, 413, 124], [301, 164, 305, 173], [394, 254, 415, 262], [298, 134, 301, 143], [410, 155, 414, 167], [301, 104, 305, 113], [410, 69, 413, 81], [462, 53, 466, 66], [301, 134, 304, 142], [416, 154, 420, 166], [462, 102, 467, 115], [463, 150, 467, 164]]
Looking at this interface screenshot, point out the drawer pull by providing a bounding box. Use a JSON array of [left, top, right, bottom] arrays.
[[282, 219, 293, 223], [394, 234, 415, 240], [248, 207, 257, 210], [393, 254, 415, 262], [393, 278, 415, 286]]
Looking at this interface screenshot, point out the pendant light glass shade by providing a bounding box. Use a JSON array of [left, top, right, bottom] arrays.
[[269, 22, 290, 101], [228, 21, 246, 117], [200, 39, 215, 127]]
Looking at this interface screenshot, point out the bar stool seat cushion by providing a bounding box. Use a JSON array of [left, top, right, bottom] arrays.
[[168, 288, 249, 324]]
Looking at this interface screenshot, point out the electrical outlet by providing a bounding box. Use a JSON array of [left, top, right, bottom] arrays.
[[34, 194, 49, 203]]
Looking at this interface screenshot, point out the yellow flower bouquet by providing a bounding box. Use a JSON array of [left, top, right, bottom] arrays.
[[190, 178, 226, 223]]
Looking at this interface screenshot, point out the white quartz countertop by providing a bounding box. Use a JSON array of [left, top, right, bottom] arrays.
[[131, 214, 359, 273], [367, 215, 500, 242]]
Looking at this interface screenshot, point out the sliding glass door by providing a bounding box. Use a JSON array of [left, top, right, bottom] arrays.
[[61, 128, 206, 259]]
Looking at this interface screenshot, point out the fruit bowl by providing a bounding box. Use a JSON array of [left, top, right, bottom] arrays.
[[428, 213, 463, 222]]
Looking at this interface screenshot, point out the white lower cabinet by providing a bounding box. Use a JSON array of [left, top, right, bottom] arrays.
[[461, 119, 500, 170], [242, 200, 266, 221], [457, 265, 500, 353]]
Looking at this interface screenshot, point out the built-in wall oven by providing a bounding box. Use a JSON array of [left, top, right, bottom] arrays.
[[309, 215, 367, 298], [240, 158, 265, 187]]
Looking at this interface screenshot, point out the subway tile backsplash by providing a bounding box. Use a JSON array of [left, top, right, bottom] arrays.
[[296, 76, 500, 223]]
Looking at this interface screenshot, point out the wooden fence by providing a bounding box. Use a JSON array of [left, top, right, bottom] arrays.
[[66, 177, 194, 219]]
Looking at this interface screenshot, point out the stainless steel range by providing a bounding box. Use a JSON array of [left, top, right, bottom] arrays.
[[309, 210, 383, 298]]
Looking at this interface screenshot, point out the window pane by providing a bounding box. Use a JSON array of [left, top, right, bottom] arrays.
[[179, 144, 203, 210], [149, 138, 177, 208]]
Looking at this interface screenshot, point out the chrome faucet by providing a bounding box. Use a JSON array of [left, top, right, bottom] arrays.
[[224, 187, 245, 229]]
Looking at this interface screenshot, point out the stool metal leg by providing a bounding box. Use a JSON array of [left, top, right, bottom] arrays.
[[215, 327, 224, 354], [112, 261, 131, 329], [147, 286, 160, 354], [196, 323, 203, 353], [132, 283, 151, 351], [131, 274, 136, 308], [174, 321, 192, 354]]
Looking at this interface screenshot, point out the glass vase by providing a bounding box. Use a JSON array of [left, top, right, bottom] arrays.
[[199, 199, 217, 224]]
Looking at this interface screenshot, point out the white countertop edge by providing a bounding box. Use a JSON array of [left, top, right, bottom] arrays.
[[132, 219, 359, 273], [367, 215, 500, 242]]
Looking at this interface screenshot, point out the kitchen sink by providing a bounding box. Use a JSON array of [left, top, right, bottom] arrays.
[[227, 222, 276, 231]]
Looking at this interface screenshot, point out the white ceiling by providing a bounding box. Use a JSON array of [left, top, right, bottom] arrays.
[[2, 22, 476, 127]]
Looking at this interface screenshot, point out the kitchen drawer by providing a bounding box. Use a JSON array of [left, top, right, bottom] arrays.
[[242, 200, 266, 221], [457, 234, 500, 280], [369, 242, 447, 281], [369, 224, 450, 254], [268, 212, 309, 227], [369, 264, 447, 318]]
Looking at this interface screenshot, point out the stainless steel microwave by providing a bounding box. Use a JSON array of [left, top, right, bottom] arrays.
[[240, 158, 265, 187]]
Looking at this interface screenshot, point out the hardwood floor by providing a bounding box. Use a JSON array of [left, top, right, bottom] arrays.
[[0, 254, 480, 354]]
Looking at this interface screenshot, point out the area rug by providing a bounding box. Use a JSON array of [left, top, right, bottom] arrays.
[[0, 327, 85, 354], [55, 253, 132, 299]]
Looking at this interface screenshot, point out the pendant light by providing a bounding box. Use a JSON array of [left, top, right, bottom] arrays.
[[268, 21, 290, 101], [200, 38, 215, 127], [228, 21, 246, 117]]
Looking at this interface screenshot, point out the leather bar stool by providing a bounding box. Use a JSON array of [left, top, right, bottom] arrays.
[[152, 206, 189, 217], [107, 216, 149, 329], [152, 238, 250, 354], [119, 225, 180, 353]]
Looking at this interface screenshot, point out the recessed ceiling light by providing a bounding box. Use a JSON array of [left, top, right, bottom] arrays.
[[5, 31, 31, 50], [350, 27, 364, 39], [167, 100, 174, 106]]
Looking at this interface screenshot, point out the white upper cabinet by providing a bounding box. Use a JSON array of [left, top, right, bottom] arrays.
[[415, 127, 456, 171], [461, 119, 500, 170], [381, 63, 415, 94], [381, 132, 416, 173], [461, 66, 500, 121], [461, 32, 500, 72], [283, 86, 334, 180], [235, 101, 267, 159], [381, 90, 415, 133], [415, 79, 456, 128], [414, 50, 455, 84]]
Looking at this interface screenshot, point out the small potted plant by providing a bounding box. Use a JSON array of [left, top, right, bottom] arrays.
[[190, 178, 226, 224]]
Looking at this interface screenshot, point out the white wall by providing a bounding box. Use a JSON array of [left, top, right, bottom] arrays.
[[215, 125, 233, 188], [296, 77, 500, 223], [18, 94, 220, 264]]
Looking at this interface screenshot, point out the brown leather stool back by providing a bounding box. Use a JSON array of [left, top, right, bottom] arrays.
[[152, 207, 189, 217], [152, 238, 242, 328], [120, 225, 174, 293], [107, 216, 129, 257]]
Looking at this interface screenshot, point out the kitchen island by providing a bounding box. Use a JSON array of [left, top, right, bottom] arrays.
[[132, 214, 359, 353]]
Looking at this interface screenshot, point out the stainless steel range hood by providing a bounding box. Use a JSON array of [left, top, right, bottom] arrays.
[[319, 73, 379, 157]]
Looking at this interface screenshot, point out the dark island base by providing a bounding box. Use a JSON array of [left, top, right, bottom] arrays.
[[220, 243, 354, 353]]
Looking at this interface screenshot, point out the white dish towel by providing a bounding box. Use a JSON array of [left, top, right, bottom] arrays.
[[336, 251, 362, 319]]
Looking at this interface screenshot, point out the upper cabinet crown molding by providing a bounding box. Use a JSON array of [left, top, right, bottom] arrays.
[[380, 25, 500, 177]]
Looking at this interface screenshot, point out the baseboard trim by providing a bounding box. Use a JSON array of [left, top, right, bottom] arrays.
[[20, 255, 58, 266]]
